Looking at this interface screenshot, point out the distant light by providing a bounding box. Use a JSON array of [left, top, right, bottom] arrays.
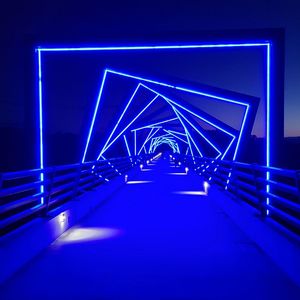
[[125, 174, 128, 183], [173, 191, 207, 196], [57, 212, 69, 231], [147, 160, 150, 164], [59, 212, 67, 223], [140, 164, 143, 170], [185, 167, 189, 173], [178, 162, 182, 166], [126, 180, 153, 184], [167, 173, 187, 175], [204, 181, 210, 190]]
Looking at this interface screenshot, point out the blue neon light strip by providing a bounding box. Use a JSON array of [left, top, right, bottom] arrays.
[[37, 42, 271, 204], [152, 137, 178, 153], [82, 69, 108, 163], [106, 69, 251, 108], [171, 105, 195, 158], [138, 83, 238, 160], [98, 93, 160, 158], [131, 117, 178, 131], [232, 105, 249, 161], [266, 43, 271, 214], [172, 105, 221, 157], [163, 129, 188, 144], [172, 107, 203, 157], [138, 128, 160, 155], [185, 147, 189, 155], [38, 43, 269, 52], [160, 93, 244, 161], [81, 68, 250, 164], [165, 97, 237, 138], [123, 135, 131, 157], [99, 83, 142, 157], [134, 130, 137, 156], [37, 49, 44, 204], [167, 129, 187, 136], [137, 128, 154, 155], [137, 83, 238, 154]]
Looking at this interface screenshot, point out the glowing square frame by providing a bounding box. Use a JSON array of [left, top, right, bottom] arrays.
[[36, 42, 271, 206], [85, 70, 250, 163]]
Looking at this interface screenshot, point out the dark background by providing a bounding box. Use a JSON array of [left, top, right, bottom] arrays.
[[1, 0, 300, 171]]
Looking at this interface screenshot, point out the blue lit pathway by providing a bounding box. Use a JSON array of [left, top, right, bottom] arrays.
[[0, 157, 299, 299]]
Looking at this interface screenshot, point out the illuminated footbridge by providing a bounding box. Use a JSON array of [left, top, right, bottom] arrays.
[[1, 153, 300, 299], [1, 36, 300, 299]]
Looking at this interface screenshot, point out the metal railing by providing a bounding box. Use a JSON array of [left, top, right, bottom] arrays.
[[0, 155, 149, 235], [1, 153, 300, 237], [178, 155, 300, 236]]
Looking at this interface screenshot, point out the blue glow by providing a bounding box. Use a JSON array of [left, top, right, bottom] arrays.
[[151, 135, 179, 153], [266, 43, 271, 215], [174, 107, 221, 157], [100, 84, 142, 156], [137, 128, 154, 155], [138, 128, 160, 155], [38, 43, 269, 52], [163, 130, 188, 144], [82, 69, 108, 163], [166, 129, 187, 137], [186, 130, 203, 157], [107, 69, 251, 109], [131, 117, 178, 131], [138, 83, 240, 161], [126, 180, 153, 184], [232, 105, 249, 161], [266, 43, 271, 168], [98, 93, 159, 159], [123, 135, 131, 157], [165, 97, 236, 138], [171, 106, 194, 158], [37, 49, 44, 204], [134, 130, 137, 156], [221, 136, 236, 160], [37, 42, 271, 196]]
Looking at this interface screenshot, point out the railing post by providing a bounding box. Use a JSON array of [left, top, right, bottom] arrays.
[[73, 163, 82, 199], [0, 173, 3, 189], [44, 167, 55, 215], [252, 164, 265, 218], [230, 163, 238, 194]]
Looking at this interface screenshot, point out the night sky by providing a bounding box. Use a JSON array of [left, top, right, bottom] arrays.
[[0, 0, 300, 170]]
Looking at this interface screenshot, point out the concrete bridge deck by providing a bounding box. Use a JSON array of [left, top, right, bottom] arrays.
[[0, 157, 299, 300]]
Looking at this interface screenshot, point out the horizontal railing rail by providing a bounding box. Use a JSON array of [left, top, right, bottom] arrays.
[[0, 155, 149, 235], [176, 154, 300, 236]]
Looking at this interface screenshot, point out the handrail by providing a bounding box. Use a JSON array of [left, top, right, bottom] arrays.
[[0, 155, 149, 235], [2, 153, 299, 237], [177, 154, 300, 236]]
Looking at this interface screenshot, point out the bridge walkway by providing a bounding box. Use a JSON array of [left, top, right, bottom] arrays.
[[0, 157, 299, 299]]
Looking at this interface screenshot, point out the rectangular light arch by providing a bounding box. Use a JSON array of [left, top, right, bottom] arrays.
[[36, 40, 273, 207]]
